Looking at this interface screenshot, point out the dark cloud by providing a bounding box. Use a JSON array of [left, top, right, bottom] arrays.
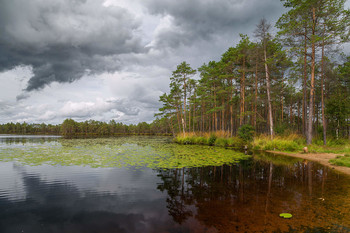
[[143, 0, 285, 48], [0, 0, 146, 91]]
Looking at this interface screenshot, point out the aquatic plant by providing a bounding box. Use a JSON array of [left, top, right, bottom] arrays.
[[0, 137, 249, 169]]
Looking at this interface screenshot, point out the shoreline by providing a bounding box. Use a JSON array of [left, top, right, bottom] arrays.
[[266, 150, 350, 176]]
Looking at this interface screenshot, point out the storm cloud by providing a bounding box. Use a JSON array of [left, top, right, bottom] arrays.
[[0, 0, 145, 91], [4, 0, 346, 124], [142, 0, 286, 49]]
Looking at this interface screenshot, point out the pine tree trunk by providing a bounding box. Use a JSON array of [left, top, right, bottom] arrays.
[[264, 47, 274, 139], [255, 62, 258, 130], [321, 24, 327, 145], [214, 84, 217, 131], [230, 78, 234, 136], [303, 26, 308, 136], [183, 77, 187, 132], [193, 99, 196, 132], [222, 99, 225, 131], [307, 8, 316, 145], [240, 56, 246, 126]]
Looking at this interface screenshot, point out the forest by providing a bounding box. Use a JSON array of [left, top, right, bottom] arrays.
[[157, 0, 350, 145], [0, 119, 171, 137], [1, 0, 350, 144]]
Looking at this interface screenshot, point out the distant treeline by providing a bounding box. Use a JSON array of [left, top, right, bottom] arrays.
[[0, 118, 172, 138], [0, 122, 61, 135]]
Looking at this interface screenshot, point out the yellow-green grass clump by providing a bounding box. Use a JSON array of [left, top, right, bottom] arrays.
[[252, 134, 305, 152]]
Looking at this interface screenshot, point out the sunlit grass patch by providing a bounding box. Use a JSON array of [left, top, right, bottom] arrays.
[[330, 154, 350, 167], [252, 134, 304, 152]]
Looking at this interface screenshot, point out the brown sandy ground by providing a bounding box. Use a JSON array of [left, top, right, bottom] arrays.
[[266, 151, 350, 176]]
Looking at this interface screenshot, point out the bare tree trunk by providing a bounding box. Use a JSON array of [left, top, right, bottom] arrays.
[[214, 84, 217, 131], [240, 55, 246, 126], [281, 73, 284, 123], [307, 8, 316, 145], [230, 78, 234, 136], [303, 26, 308, 136], [255, 62, 258, 130], [321, 24, 327, 145], [264, 48, 274, 139], [193, 98, 196, 132], [183, 76, 187, 132], [176, 105, 182, 133]]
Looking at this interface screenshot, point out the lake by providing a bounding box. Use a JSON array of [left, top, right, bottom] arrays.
[[0, 135, 349, 232]]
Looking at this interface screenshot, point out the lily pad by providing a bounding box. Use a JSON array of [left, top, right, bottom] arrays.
[[279, 213, 292, 219], [0, 136, 249, 169]]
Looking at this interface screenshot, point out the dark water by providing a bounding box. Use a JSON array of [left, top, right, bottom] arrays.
[[0, 136, 349, 233]]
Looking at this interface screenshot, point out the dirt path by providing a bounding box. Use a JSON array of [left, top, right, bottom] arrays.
[[266, 150, 350, 176]]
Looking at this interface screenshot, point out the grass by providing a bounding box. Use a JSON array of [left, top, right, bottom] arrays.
[[174, 131, 248, 149], [330, 154, 350, 167], [308, 138, 350, 154], [252, 134, 305, 152], [174, 132, 350, 168]]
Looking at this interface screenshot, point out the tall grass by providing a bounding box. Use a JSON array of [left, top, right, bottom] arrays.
[[174, 131, 350, 155], [252, 134, 305, 152], [174, 131, 246, 148]]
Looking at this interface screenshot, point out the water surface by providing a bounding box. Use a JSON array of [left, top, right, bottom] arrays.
[[0, 136, 349, 232]]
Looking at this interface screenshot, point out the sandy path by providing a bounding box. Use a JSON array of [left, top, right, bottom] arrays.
[[266, 150, 350, 176]]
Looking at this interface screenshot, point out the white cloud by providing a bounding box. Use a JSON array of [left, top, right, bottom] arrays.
[[1, 0, 347, 125]]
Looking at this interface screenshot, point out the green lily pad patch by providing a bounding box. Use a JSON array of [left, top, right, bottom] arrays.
[[279, 213, 292, 219]]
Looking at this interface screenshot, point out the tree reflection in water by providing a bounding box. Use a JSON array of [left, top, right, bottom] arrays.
[[156, 154, 350, 232]]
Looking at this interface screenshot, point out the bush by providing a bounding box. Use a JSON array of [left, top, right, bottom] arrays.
[[195, 136, 207, 145], [227, 137, 245, 149], [215, 138, 228, 147], [275, 123, 288, 135], [174, 136, 191, 144], [238, 124, 255, 142], [207, 134, 217, 146]]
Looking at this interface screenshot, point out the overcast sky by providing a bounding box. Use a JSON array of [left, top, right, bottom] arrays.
[[1, 0, 349, 125]]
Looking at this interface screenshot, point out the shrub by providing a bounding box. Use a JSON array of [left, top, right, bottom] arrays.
[[215, 138, 228, 147], [207, 134, 217, 146], [195, 137, 207, 145], [238, 124, 255, 142], [227, 137, 245, 149], [174, 136, 191, 144], [275, 123, 288, 135]]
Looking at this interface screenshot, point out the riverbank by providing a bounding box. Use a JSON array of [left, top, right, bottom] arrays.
[[267, 151, 350, 176]]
